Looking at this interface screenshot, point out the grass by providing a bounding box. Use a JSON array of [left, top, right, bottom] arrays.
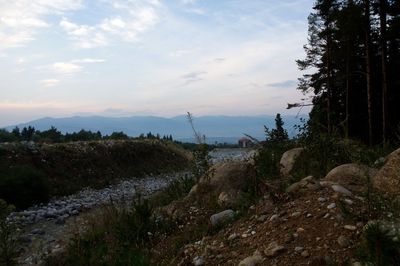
[[46, 174, 196, 266], [0, 200, 18, 266]]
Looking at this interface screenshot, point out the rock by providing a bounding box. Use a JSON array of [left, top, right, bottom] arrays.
[[324, 163, 377, 194], [194, 161, 256, 204], [301, 250, 309, 257], [264, 241, 285, 257], [291, 211, 301, 217], [373, 148, 400, 197], [286, 181, 305, 194], [257, 215, 268, 223], [238, 250, 263, 266], [344, 225, 357, 231], [269, 214, 279, 221], [31, 228, 45, 235], [318, 197, 327, 202], [193, 256, 205, 266], [228, 233, 238, 241], [294, 246, 304, 253], [210, 209, 235, 227], [280, 148, 304, 178], [55, 216, 66, 225], [187, 184, 198, 198], [337, 235, 350, 247], [327, 203, 336, 209], [332, 184, 352, 196], [217, 190, 243, 208]]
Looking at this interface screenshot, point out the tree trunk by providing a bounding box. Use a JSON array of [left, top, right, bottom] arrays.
[[327, 34, 333, 136], [364, 0, 373, 145], [345, 38, 351, 139], [380, 0, 388, 145]]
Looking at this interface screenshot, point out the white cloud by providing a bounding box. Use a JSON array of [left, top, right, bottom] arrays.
[[181, 71, 207, 85], [60, 1, 160, 48], [41, 79, 60, 87], [0, 0, 83, 49], [52, 62, 82, 74], [70, 58, 106, 64], [181, 0, 197, 4], [48, 58, 105, 74], [185, 8, 206, 15]]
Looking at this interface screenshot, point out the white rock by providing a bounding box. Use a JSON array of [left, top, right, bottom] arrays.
[[332, 184, 352, 196]]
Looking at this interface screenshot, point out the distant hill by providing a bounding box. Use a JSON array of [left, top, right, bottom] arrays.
[[5, 115, 306, 143]]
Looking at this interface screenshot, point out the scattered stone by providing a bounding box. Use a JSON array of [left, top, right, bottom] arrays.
[[193, 256, 205, 266], [210, 210, 235, 227], [344, 199, 354, 205], [238, 250, 264, 266], [291, 211, 301, 217], [318, 197, 327, 202], [301, 250, 310, 257], [344, 225, 357, 231], [257, 215, 268, 223], [55, 217, 66, 225], [294, 246, 304, 253], [70, 209, 79, 216], [31, 228, 45, 235], [269, 214, 279, 221], [264, 241, 285, 257], [327, 203, 336, 209], [337, 235, 351, 248], [332, 185, 352, 196], [228, 233, 238, 241]]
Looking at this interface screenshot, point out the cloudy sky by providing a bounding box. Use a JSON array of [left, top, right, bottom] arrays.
[[0, 0, 314, 126]]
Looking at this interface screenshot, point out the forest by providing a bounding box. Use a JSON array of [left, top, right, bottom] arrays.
[[297, 0, 400, 145]]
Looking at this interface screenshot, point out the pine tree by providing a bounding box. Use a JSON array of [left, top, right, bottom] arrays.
[[265, 113, 289, 143]]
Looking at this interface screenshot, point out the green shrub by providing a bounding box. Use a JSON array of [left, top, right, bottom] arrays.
[[0, 199, 18, 266], [0, 166, 49, 209], [357, 221, 400, 266]]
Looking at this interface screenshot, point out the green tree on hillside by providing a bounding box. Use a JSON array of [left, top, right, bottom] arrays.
[[264, 113, 289, 143]]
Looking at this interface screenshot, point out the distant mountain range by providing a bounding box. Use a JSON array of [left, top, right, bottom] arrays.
[[5, 115, 306, 144]]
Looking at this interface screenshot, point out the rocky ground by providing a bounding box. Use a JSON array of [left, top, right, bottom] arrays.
[[175, 178, 365, 265], [149, 147, 400, 265]]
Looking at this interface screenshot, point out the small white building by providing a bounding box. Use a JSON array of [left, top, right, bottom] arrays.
[[238, 137, 253, 148]]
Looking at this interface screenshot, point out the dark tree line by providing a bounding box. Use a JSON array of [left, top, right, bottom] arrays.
[[297, 0, 400, 145], [0, 126, 175, 143]]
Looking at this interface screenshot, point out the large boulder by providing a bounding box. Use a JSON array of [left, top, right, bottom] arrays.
[[189, 161, 256, 207], [323, 163, 377, 194], [373, 148, 400, 197], [280, 148, 304, 178], [210, 209, 235, 227]]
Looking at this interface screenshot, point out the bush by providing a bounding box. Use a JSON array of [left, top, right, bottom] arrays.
[[357, 221, 400, 265], [0, 166, 49, 209], [0, 199, 18, 266]]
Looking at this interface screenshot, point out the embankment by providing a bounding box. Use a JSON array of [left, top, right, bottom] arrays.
[[0, 139, 191, 208]]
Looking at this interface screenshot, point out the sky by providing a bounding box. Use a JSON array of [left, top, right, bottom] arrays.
[[0, 0, 314, 127]]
